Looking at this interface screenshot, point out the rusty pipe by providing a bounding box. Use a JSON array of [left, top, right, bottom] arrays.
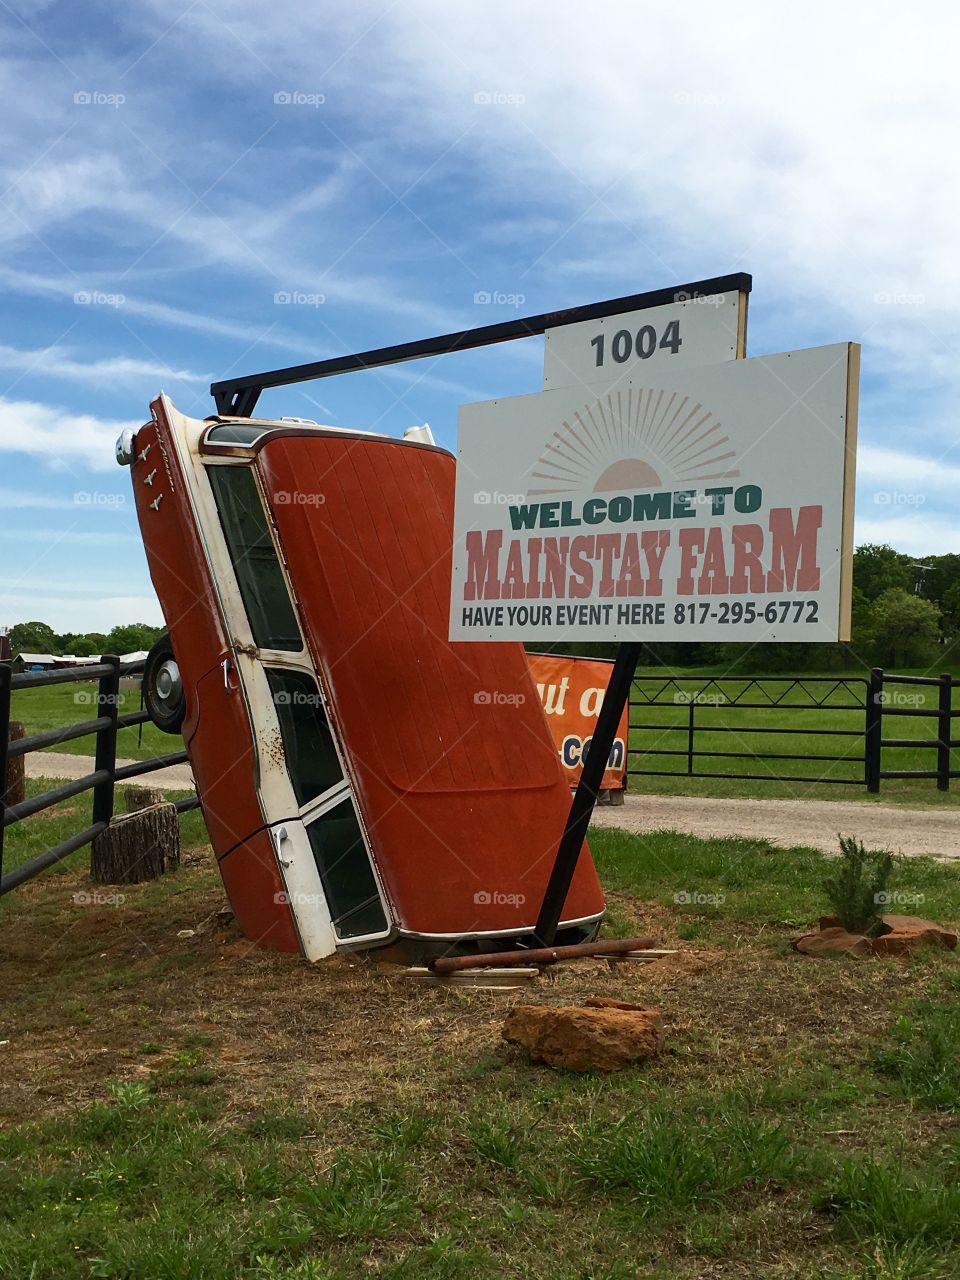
[[429, 935, 657, 974]]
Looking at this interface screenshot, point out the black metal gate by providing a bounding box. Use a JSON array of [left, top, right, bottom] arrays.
[[628, 668, 960, 794]]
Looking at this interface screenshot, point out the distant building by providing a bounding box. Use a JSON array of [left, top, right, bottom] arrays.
[[119, 650, 149, 664], [11, 652, 58, 673]]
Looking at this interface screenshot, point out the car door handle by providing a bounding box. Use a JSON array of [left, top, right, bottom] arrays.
[[274, 826, 292, 868], [222, 656, 238, 692]]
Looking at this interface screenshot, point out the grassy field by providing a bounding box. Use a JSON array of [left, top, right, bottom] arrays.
[[626, 665, 960, 806], [2, 824, 960, 1278], [1, 777, 207, 878], [10, 667, 960, 806], [9, 680, 176, 763]]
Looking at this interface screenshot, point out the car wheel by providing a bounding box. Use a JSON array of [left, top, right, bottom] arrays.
[[143, 634, 186, 734]]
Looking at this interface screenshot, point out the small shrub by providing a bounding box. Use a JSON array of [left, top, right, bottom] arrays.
[[823, 835, 894, 937]]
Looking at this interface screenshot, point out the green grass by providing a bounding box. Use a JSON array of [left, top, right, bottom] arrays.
[[12, 666, 960, 804], [9, 679, 176, 762], [872, 975, 960, 1110], [589, 826, 960, 937], [1, 777, 208, 880], [3, 1071, 960, 1278], [627, 665, 960, 805], [3, 819, 960, 1277]]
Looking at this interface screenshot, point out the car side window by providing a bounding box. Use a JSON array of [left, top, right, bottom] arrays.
[[207, 465, 302, 651], [265, 669, 344, 806], [306, 799, 388, 938]]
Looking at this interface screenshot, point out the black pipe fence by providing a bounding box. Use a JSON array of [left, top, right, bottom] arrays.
[[0, 657, 199, 896], [628, 668, 960, 793]]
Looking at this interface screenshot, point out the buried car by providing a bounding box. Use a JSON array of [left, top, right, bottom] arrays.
[[117, 396, 605, 960]]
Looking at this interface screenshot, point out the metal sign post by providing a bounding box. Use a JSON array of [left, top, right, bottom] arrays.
[[534, 641, 641, 946]]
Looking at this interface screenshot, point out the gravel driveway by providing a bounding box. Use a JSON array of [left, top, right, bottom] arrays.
[[26, 752, 194, 792], [25, 754, 958, 859], [591, 793, 960, 859]]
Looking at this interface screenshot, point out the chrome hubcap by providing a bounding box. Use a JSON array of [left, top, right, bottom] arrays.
[[154, 659, 182, 711]]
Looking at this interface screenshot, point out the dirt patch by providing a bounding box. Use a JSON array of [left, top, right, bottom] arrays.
[[0, 850, 949, 1129]]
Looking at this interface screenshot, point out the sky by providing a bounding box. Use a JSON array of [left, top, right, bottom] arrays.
[[0, 0, 958, 633]]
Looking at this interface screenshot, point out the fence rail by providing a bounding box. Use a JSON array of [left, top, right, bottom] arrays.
[[628, 668, 960, 794], [0, 657, 198, 896]]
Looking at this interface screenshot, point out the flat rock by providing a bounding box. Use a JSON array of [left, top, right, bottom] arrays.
[[793, 926, 874, 957], [872, 915, 957, 955], [795, 916, 958, 958], [502, 1003, 662, 1072]]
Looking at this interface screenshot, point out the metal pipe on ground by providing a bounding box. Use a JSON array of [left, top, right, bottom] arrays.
[[430, 936, 657, 974]]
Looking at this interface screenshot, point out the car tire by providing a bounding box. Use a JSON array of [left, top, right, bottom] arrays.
[[143, 634, 186, 735]]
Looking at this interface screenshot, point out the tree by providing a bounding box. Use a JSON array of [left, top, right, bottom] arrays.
[[917, 553, 960, 611], [871, 589, 941, 668], [853, 544, 915, 601], [9, 621, 58, 654], [943, 581, 960, 639], [105, 623, 164, 655]]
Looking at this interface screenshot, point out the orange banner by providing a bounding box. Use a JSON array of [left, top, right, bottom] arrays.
[[527, 653, 628, 792]]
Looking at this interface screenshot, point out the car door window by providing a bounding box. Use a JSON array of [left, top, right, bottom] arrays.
[[207, 465, 302, 651], [265, 668, 343, 806], [306, 800, 387, 939]]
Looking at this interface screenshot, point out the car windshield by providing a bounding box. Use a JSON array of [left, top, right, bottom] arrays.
[[206, 464, 303, 651], [205, 424, 269, 446]]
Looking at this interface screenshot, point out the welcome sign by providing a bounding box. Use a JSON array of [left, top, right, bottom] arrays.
[[450, 343, 859, 643]]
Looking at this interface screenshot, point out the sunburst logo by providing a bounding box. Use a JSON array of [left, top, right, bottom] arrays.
[[527, 389, 739, 497]]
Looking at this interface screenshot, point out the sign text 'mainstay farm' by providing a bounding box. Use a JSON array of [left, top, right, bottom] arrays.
[[450, 344, 859, 644]]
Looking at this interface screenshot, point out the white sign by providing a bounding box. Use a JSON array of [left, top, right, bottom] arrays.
[[542, 289, 745, 392], [450, 343, 859, 644]]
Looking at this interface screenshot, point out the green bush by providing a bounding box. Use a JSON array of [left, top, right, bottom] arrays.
[[823, 835, 894, 937]]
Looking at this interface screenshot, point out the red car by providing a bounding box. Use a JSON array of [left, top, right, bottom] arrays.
[[118, 396, 605, 960]]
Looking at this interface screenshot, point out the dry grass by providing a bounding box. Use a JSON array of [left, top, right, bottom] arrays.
[[2, 829, 959, 1278]]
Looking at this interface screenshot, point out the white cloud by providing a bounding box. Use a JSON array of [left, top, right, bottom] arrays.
[[0, 487, 79, 511], [0, 396, 139, 472], [856, 444, 960, 496], [0, 592, 163, 632], [0, 343, 206, 387]]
